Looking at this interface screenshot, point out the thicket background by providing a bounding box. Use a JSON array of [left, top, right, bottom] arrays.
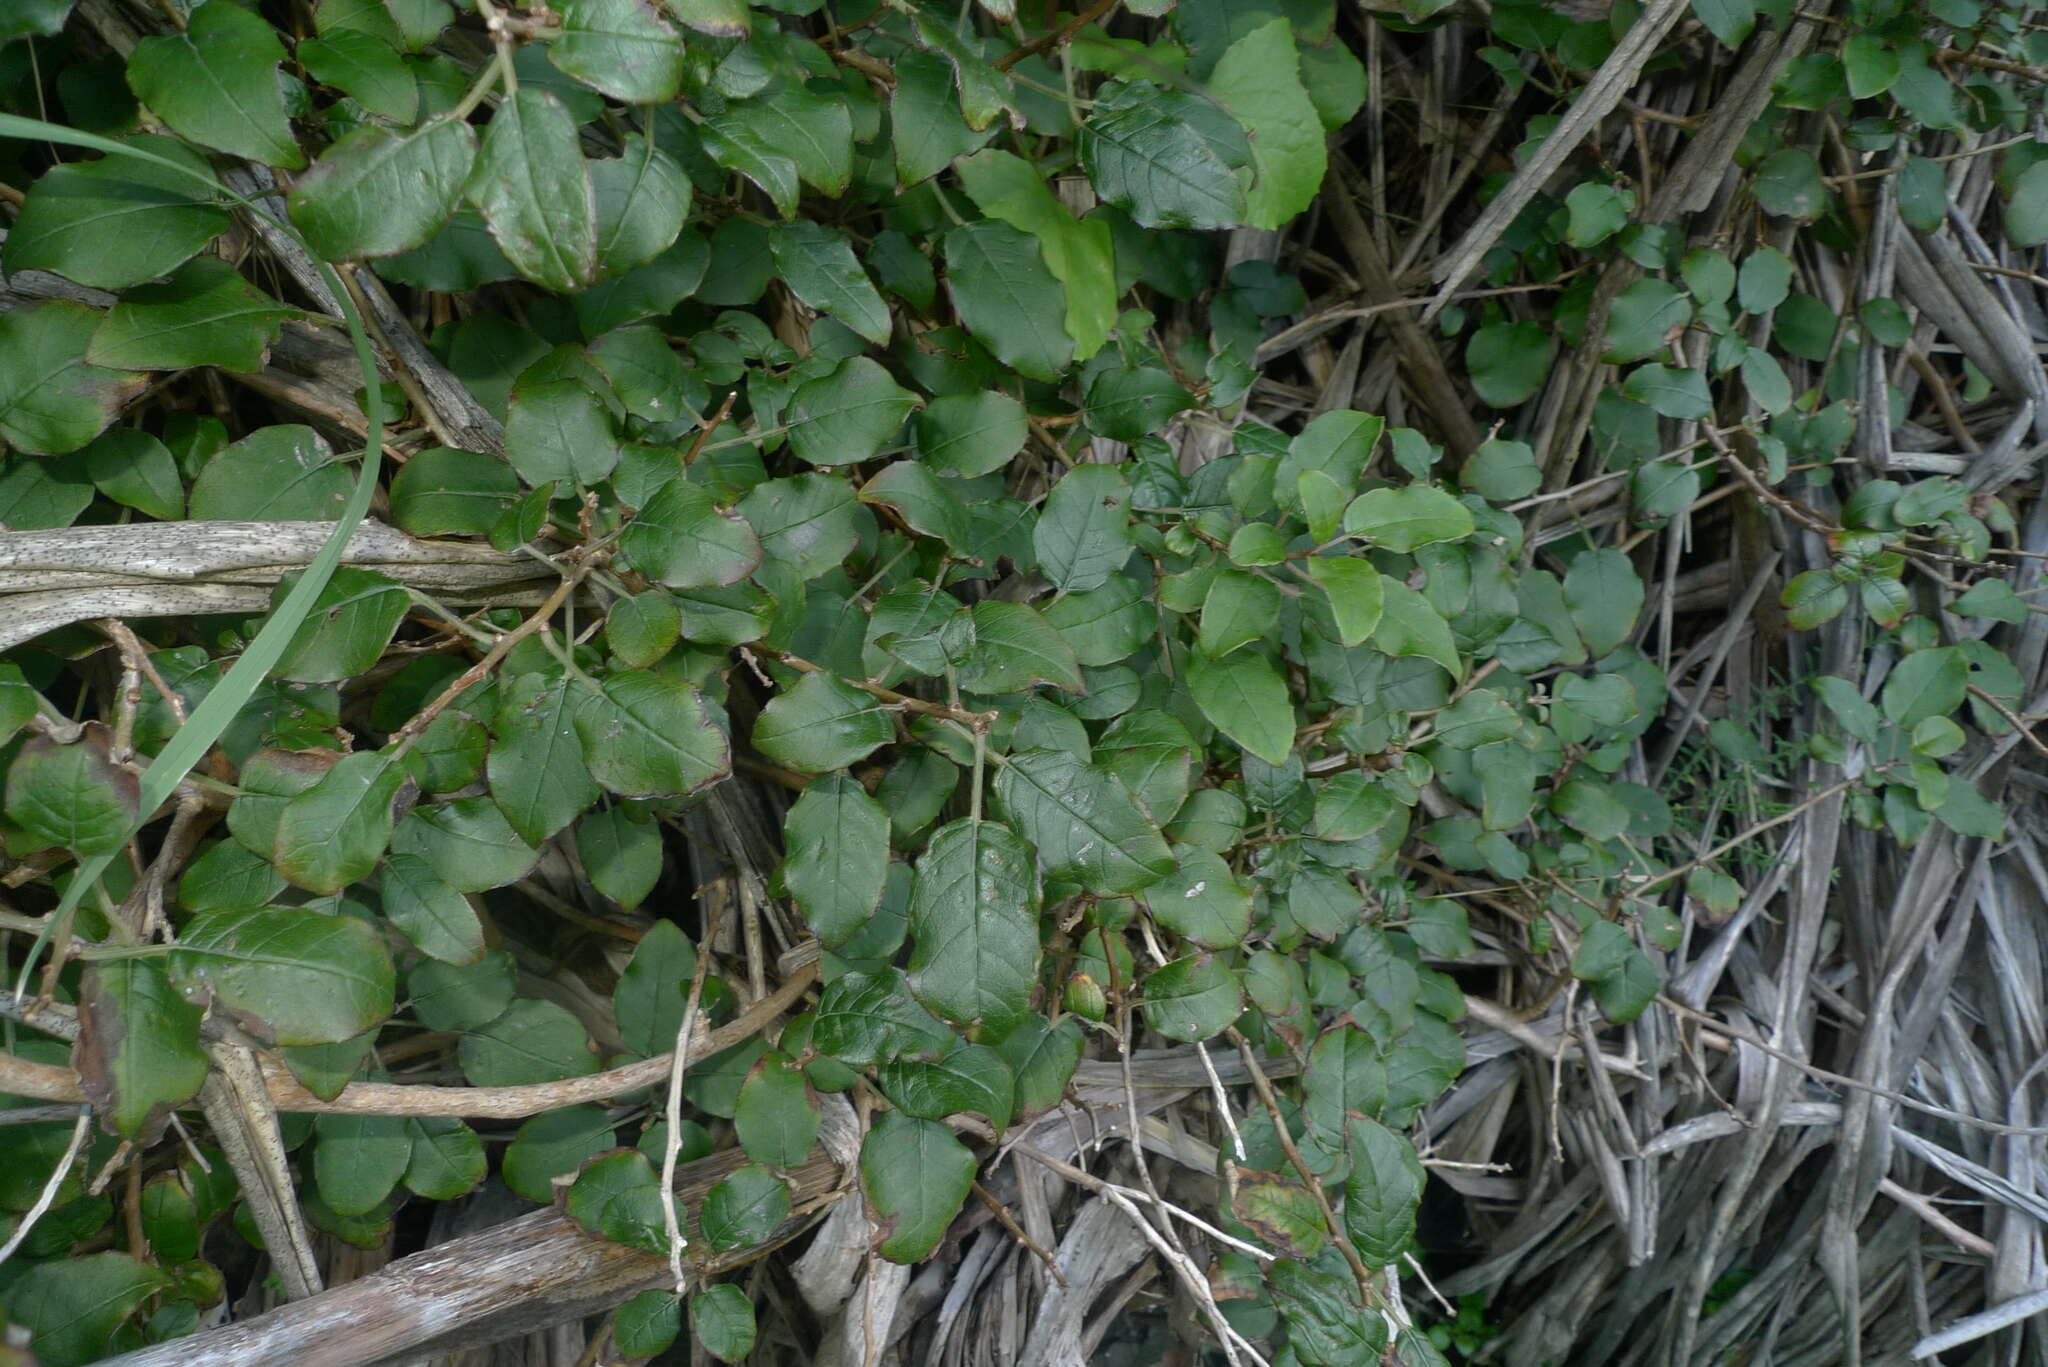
[[0, 0, 2045, 1364]]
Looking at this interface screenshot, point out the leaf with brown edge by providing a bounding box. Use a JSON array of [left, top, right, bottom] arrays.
[[75, 959, 209, 1140]]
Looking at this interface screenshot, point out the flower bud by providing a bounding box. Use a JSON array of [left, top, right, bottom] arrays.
[[1064, 973, 1107, 1022]]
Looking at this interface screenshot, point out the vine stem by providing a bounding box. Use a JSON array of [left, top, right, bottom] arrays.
[[752, 647, 995, 730], [660, 901, 718, 1287], [0, 1107, 90, 1265], [1225, 1028, 1385, 1315]]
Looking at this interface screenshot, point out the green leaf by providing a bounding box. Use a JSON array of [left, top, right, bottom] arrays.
[[299, 29, 416, 121], [813, 970, 954, 1067], [860, 1111, 976, 1263], [1780, 568, 1848, 630], [1186, 650, 1296, 766], [956, 149, 1118, 359], [0, 663, 38, 749], [573, 807, 665, 910], [995, 750, 1176, 896], [1842, 33, 1900, 98], [605, 590, 682, 667], [862, 461, 971, 550], [1342, 1117, 1424, 1267], [172, 906, 397, 1046], [780, 775, 890, 948], [5, 137, 228, 290], [1314, 772, 1401, 840], [591, 136, 692, 277], [787, 356, 921, 467], [914, 391, 1028, 477], [0, 450, 95, 530], [754, 672, 891, 773], [691, 1285, 757, 1363], [1209, 19, 1325, 230], [1932, 776, 2004, 840], [289, 117, 477, 261], [667, 0, 750, 35], [620, 478, 761, 588], [550, 0, 685, 104], [1564, 181, 1633, 249], [84, 429, 184, 521], [1199, 569, 1282, 658], [127, 2, 304, 168], [1552, 779, 1631, 841], [735, 1052, 821, 1167], [0, 0, 72, 41], [1034, 464, 1132, 593], [1372, 576, 1462, 680], [1602, 278, 1693, 364], [272, 567, 409, 684], [394, 795, 539, 893], [1085, 366, 1195, 442], [1466, 320, 1550, 408], [1343, 484, 1473, 552], [4, 731, 139, 855], [77, 959, 209, 1138], [699, 1164, 790, 1251], [955, 600, 1084, 694], [1459, 436, 1541, 503], [187, 424, 350, 520], [612, 919, 695, 1057], [616, 1291, 682, 1360], [2008, 161, 2048, 248], [501, 1105, 614, 1202], [1953, 578, 2028, 623], [700, 86, 854, 216], [577, 670, 730, 798], [1737, 247, 1794, 313], [1564, 548, 1644, 656], [1232, 1175, 1327, 1258], [877, 1043, 1015, 1132], [86, 257, 295, 372], [0, 300, 145, 455], [380, 851, 485, 964], [1079, 79, 1248, 230], [566, 1149, 668, 1254], [944, 220, 1073, 382], [490, 673, 601, 844], [6, 1252, 168, 1367], [771, 222, 892, 346], [906, 818, 1041, 1035], [1143, 846, 1252, 949], [314, 1112, 412, 1217], [506, 378, 620, 487], [1752, 148, 1825, 220], [893, 48, 994, 186], [1271, 1258, 1386, 1366], [468, 89, 598, 292], [1882, 646, 1967, 728], [1692, 0, 1754, 47], [738, 473, 864, 580], [904, 8, 1009, 130], [463, 998, 597, 1085], [272, 750, 405, 894], [1141, 954, 1242, 1042], [389, 446, 517, 537]]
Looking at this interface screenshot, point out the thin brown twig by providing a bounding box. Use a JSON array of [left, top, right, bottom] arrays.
[[1225, 1028, 1382, 1309], [971, 1180, 1068, 1287], [1967, 684, 2048, 761], [993, 0, 1119, 71]]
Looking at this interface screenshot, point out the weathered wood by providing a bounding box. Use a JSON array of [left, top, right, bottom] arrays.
[[0, 521, 554, 653], [97, 1149, 847, 1367]]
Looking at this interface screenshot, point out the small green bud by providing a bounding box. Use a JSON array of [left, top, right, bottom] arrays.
[[1064, 974, 1108, 1023]]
